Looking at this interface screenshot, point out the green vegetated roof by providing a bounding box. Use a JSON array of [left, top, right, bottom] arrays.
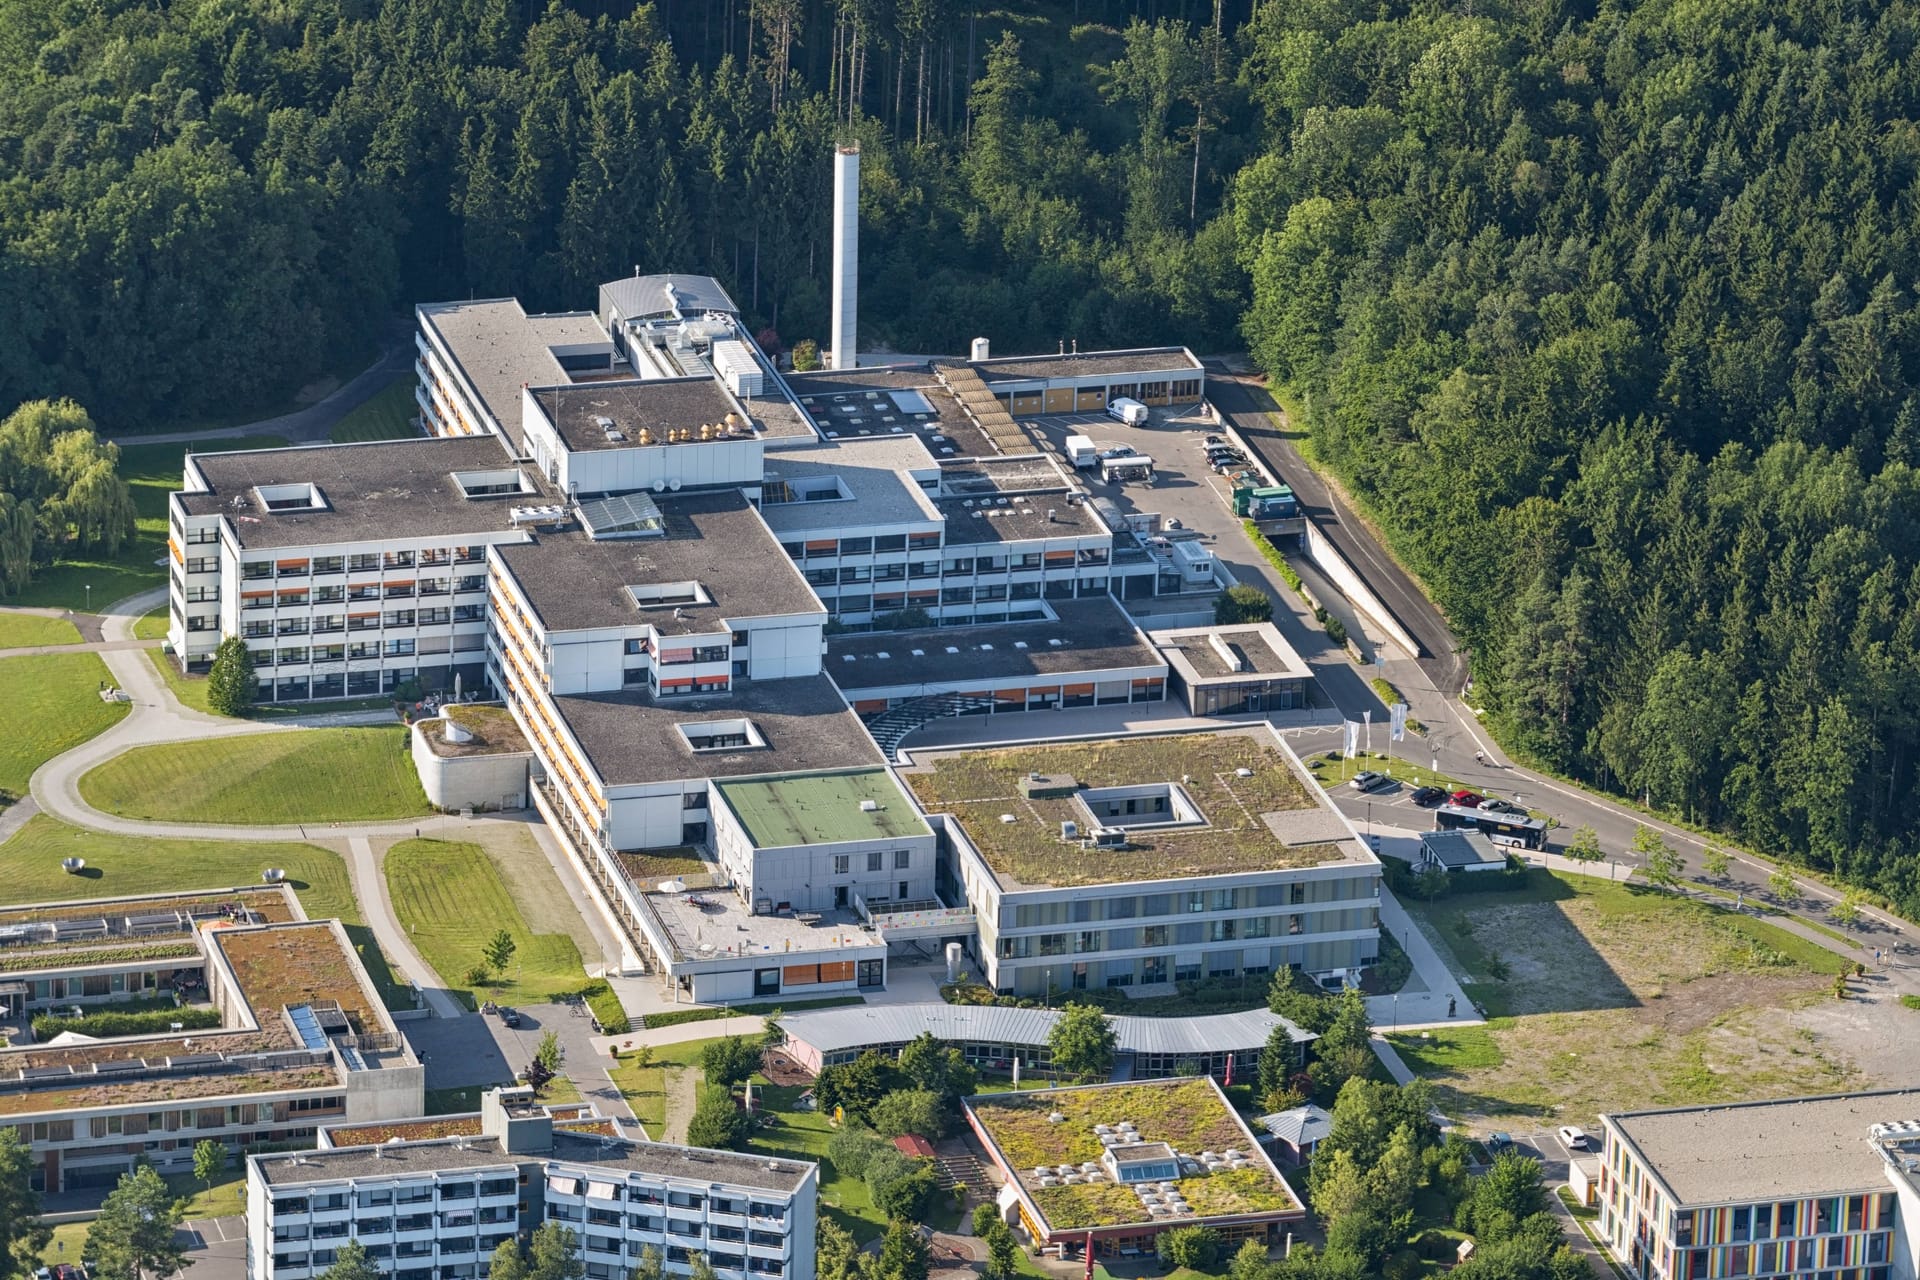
[[715, 769, 929, 848], [904, 730, 1347, 888], [968, 1078, 1300, 1231]]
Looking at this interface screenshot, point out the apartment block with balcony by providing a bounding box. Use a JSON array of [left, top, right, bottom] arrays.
[[1598, 1092, 1920, 1280], [165, 437, 543, 699], [2, 889, 422, 1194], [901, 726, 1382, 997], [248, 1087, 817, 1280]]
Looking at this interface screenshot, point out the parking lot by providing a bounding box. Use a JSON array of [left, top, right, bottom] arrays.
[[1020, 407, 1383, 711]]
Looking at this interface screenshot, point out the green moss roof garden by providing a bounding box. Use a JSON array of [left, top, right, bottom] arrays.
[[904, 729, 1362, 888], [715, 769, 929, 848], [966, 1078, 1302, 1233]]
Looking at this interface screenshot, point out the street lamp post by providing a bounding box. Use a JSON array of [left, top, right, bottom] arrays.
[[85, 583, 91, 612], [1392, 993, 1398, 1031]]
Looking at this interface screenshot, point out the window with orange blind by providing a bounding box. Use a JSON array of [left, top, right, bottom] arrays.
[[276, 559, 308, 571], [1043, 551, 1075, 564], [1061, 684, 1095, 696], [819, 961, 855, 983]]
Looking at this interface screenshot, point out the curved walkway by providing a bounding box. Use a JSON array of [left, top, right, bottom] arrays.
[[19, 588, 474, 1015], [104, 326, 414, 448]]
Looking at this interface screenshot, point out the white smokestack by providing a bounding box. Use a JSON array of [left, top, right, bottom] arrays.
[[831, 145, 860, 370]]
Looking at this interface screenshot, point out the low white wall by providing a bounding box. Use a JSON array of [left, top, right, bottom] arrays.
[[409, 718, 531, 812], [1302, 519, 1423, 659]]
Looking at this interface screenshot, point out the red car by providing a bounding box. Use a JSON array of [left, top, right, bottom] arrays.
[[1449, 790, 1484, 808]]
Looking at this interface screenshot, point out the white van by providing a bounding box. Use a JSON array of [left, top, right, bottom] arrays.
[[1107, 397, 1149, 426]]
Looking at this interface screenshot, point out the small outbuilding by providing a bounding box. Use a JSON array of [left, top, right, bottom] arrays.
[[1256, 1103, 1333, 1166], [1418, 831, 1507, 875]]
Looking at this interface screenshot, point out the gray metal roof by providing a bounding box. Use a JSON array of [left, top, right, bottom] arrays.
[[780, 1002, 1313, 1059], [1258, 1104, 1332, 1147], [599, 274, 738, 324], [1420, 831, 1505, 869]]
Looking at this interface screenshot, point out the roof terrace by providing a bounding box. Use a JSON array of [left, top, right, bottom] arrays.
[[903, 729, 1362, 889]]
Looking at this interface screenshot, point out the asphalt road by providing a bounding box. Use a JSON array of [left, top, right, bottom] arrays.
[[1191, 376, 1920, 972], [1208, 375, 1468, 693]]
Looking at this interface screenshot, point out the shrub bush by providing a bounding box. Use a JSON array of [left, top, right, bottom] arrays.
[[1157, 1225, 1223, 1269], [571, 981, 630, 1035], [1325, 615, 1348, 644], [32, 1005, 221, 1041]]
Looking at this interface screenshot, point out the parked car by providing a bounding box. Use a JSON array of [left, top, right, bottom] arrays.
[[500, 1007, 521, 1028], [1411, 786, 1446, 807], [1449, 789, 1484, 808], [1558, 1125, 1592, 1152], [1098, 444, 1137, 460], [1349, 770, 1392, 793], [1478, 798, 1524, 815], [1486, 1132, 1513, 1152], [1203, 433, 1226, 446]]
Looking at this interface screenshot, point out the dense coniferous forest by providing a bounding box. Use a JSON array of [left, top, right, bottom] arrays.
[[6, 0, 1920, 906]]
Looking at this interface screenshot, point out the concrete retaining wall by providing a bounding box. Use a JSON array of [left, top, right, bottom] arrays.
[[1303, 519, 1423, 659], [409, 717, 531, 812]]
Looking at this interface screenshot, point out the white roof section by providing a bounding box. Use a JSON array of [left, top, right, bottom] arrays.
[[600, 274, 739, 323], [1258, 1104, 1333, 1147], [780, 1002, 1314, 1059], [759, 435, 942, 533]]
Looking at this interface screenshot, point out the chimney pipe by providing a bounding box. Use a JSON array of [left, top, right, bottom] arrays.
[[831, 145, 861, 370], [1058, 339, 1065, 355], [1071, 338, 1078, 354]]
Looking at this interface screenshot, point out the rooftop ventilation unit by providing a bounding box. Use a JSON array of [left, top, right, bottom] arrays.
[[858, 800, 880, 812]]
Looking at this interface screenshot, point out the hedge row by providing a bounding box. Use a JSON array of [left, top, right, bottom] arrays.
[[32, 1004, 221, 1041]]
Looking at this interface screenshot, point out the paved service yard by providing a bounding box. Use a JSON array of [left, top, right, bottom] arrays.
[[1021, 408, 1379, 712]]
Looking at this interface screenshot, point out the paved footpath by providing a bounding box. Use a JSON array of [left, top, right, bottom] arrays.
[[18, 586, 516, 1018]]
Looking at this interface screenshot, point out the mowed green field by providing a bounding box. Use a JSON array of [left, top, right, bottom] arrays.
[[329, 381, 421, 442], [5, 434, 286, 610], [0, 814, 407, 1007], [0, 652, 128, 799], [132, 607, 169, 640], [0, 613, 81, 647], [384, 838, 587, 1007], [78, 726, 430, 823]]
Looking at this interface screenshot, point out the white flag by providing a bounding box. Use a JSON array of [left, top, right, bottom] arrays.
[[1390, 702, 1408, 742], [1343, 720, 1360, 759]]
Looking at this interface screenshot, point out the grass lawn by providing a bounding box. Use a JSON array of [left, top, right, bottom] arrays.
[[79, 726, 429, 823], [0, 613, 81, 647], [132, 607, 169, 640], [166, 1166, 248, 1219], [5, 435, 286, 611], [384, 838, 589, 1009], [0, 652, 129, 800], [608, 1054, 668, 1131], [749, 1081, 891, 1244], [329, 381, 421, 443], [0, 814, 410, 1009], [1398, 870, 1860, 1127], [40, 1222, 90, 1263], [147, 648, 213, 714]]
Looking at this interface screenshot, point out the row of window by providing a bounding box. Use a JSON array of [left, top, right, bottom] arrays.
[[798, 551, 1108, 584], [829, 850, 914, 875], [1009, 880, 1366, 929], [997, 913, 1328, 958], [1675, 1196, 1896, 1246], [242, 607, 479, 638], [242, 550, 484, 579], [784, 533, 943, 560], [1672, 1236, 1892, 1278]]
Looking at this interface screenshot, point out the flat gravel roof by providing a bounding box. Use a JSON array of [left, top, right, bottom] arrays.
[[829, 598, 1159, 690], [493, 490, 819, 634], [1607, 1090, 1920, 1205], [181, 437, 540, 551], [530, 379, 747, 452], [551, 673, 883, 788]]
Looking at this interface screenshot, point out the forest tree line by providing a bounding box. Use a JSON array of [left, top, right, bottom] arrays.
[[6, 0, 1920, 906]]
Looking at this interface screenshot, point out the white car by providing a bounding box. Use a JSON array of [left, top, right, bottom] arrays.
[[1557, 1125, 1592, 1152]]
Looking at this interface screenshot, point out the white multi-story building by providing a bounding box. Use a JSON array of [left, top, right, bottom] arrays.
[[247, 1088, 817, 1280]]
